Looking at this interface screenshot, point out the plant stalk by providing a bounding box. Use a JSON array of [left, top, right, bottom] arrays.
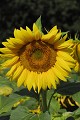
[[41, 90, 47, 112]]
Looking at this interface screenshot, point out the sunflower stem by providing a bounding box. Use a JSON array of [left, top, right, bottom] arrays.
[[41, 90, 48, 112]]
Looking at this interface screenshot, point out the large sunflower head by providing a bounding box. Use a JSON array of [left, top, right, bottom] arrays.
[[0, 18, 75, 93]]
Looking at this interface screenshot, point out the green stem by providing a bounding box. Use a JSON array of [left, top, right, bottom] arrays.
[[41, 90, 48, 112], [47, 92, 55, 110]]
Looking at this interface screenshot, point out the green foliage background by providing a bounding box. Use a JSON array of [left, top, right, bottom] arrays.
[[0, 0, 80, 44]]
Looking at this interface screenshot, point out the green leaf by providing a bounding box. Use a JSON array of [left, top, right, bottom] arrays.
[[49, 97, 60, 113], [10, 106, 29, 120], [52, 117, 64, 120], [0, 76, 12, 87], [74, 107, 80, 116], [47, 90, 60, 113], [72, 91, 80, 104], [35, 16, 42, 32], [0, 76, 24, 93], [56, 82, 80, 95], [0, 94, 24, 115], [58, 109, 67, 114], [52, 112, 74, 120], [0, 111, 11, 117], [75, 118, 80, 120], [23, 97, 38, 110], [10, 106, 39, 120], [39, 111, 51, 120]]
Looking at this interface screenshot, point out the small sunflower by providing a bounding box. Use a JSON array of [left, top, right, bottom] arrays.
[[72, 40, 80, 72], [0, 20, 75, 93]]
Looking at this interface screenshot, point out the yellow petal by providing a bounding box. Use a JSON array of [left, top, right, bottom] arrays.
[[41, 29, 58, 43], [26, 26, 34, 39], [36, 72, 47, 92], [46, 69, 57, 89], [17, 69, 28, 87], [66, 61, 75, 68], [49, 26, 57, 33], [6, 62, 20, 77], [56, 39, 73, 49], [37, 73, 43, 93], [2, 56, 19, 67], [54, 34, 67, 46], [56, 57, 71, 72], [12, 65, 23, 80], [41, 72, 47, 90], [33, 23, 42, 40], [20, 27, 34, 43], [14, 29, 21, 38], [2, 42, 20, 51], [9, 38, 25, 47], [0, 48, 13, 54], [45, 32, 61, 45], [32, 72, 37, 91], [57, 51, 75, 63], [14, 28, 28, 43], [52, 32, 61, 43], [7, 39, 15, 46], [0, 54, 15, 58], [7, 38, 23, 48], [67, 98, 75, 106], [26, 71, 34, 91], [74, 62, 80, 72], [52, 66, 67, 81], [2, 42, 16, 49], [55, 62, 69, 77]]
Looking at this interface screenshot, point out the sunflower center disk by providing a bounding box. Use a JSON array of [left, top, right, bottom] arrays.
[[32, 49, 43, 60], [20, 41, 57, 72]]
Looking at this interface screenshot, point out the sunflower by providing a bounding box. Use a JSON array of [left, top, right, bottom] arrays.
[[0, 21, 75, 93], [72, 39, 80, 72]]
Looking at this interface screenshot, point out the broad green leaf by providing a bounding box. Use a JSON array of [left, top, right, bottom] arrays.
[[72, 91, 80, 104], [52, 117, 64, 120], [10, 106, 29, 120], [23, 97, 38, 110], [75, 118, 80, 120], [74, 108, 80, 116], [0, 76, 12, 87], [10, 106, 39, 120], [0, 111, 11, 117], [39, 111, 51, 120], [35, 16, 42, 32], [52, 112, 74, 120], [0, 76, 24, 92], [47, 89, 54, 99], [68, 72, 80, 82], [48, 97, 60, 113], [52, 117, 75, 120], [56, 82, 80, 95], [47, 90, 60, 113], [29, 114, 39, 120], [58, 109, 67, 113], [0, 94, 24, 114]]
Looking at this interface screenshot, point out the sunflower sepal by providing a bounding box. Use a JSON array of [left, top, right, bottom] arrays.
[[35, 16, 42, 33]]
